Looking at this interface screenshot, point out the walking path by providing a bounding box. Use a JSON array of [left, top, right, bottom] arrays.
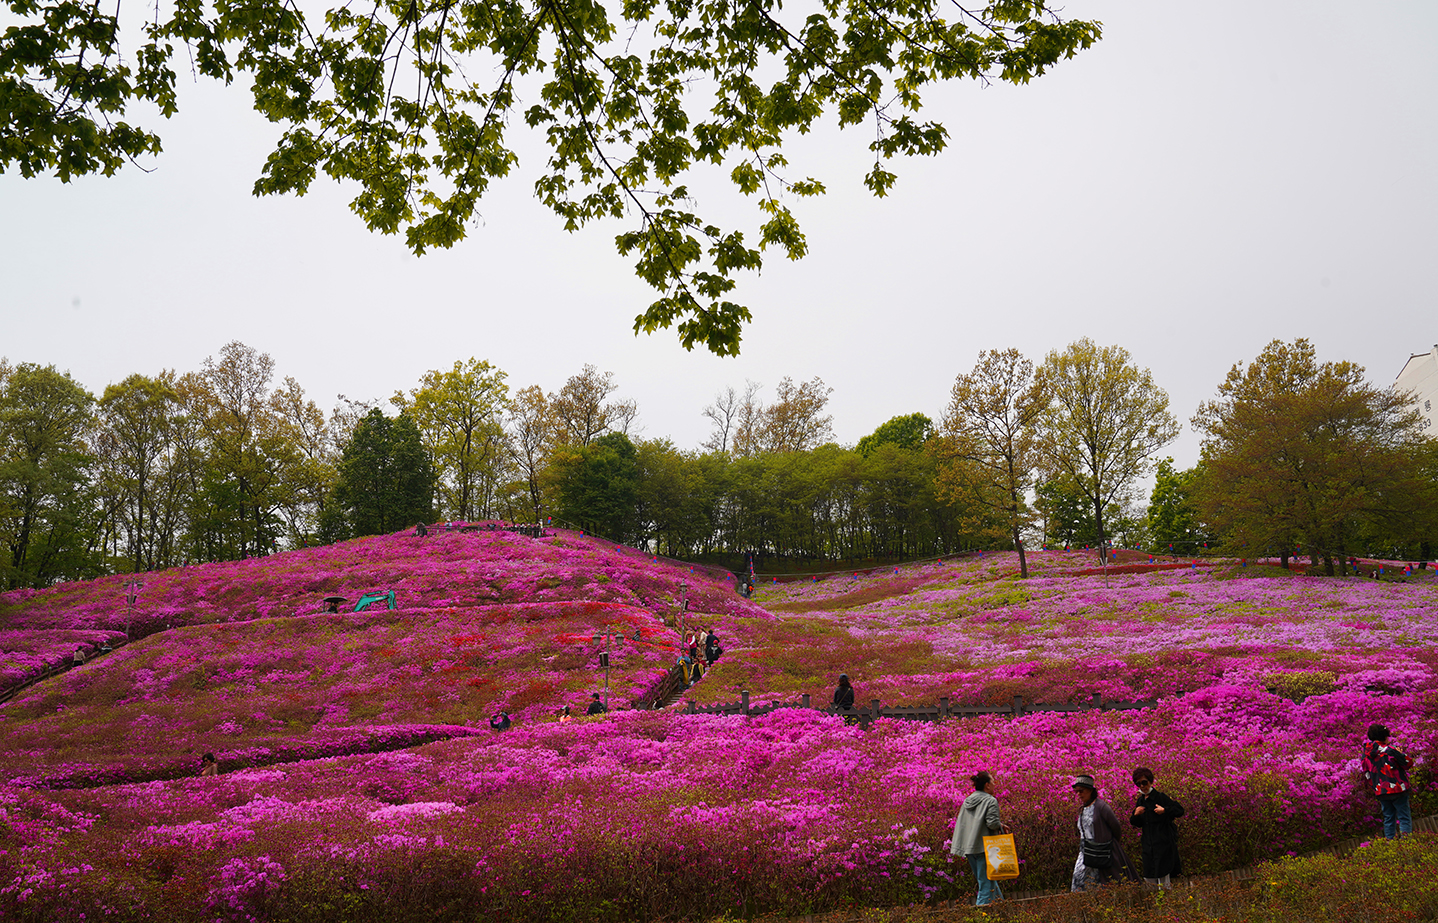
[[777, 813, 1438, 921]]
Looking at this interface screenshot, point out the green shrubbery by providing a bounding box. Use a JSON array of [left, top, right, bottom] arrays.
[[767, 833, 1438, 923]]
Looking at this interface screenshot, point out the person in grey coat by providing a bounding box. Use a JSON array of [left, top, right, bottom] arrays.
[[1071, 774, 1138, 890], [950, 770, 1008, 905]]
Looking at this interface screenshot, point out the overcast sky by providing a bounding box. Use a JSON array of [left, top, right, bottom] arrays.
[[3, 0, 1435, 473]]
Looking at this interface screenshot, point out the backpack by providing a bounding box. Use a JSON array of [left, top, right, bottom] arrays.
[[1364, 744, 1408, 798]]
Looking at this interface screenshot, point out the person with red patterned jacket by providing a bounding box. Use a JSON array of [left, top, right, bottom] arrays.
[[1362, 723, 1412, 839]]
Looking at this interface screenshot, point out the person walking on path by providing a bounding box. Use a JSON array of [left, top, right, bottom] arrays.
[[950, 770, 1008, 906], [1362, 723, 1412, 838], [832, 673, 855, 715], [1129, 766, 1184, 888], [1071, 774, 1137, 891], [558, 705, 573, 724], [586, 693, 608, 715], [704, 628, 720, 664]]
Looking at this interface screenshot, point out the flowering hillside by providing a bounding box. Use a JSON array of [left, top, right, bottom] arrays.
[[1, 539, 1434, 921]]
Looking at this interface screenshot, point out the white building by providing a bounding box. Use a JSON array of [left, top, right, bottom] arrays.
[[1395, 345, 1438, 436]]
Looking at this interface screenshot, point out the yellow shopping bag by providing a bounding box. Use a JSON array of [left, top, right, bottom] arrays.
[[983, 833, 1020, 880]]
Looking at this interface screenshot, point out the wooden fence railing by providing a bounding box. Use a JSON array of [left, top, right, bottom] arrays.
[[633, 684, 1156, 723]]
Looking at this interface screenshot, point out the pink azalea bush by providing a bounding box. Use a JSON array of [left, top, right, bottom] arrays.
[[0, 538, 1434, 921]]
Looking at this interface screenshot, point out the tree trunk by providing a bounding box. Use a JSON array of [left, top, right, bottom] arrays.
[[1323, 553, 1334, 576], [1092, 495, 1107, 564]]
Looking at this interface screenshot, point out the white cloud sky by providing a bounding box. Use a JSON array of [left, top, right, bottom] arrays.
[[3, 0, 1435, 473]]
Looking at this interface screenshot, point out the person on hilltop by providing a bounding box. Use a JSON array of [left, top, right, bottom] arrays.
[[586, 693, 608, 716], [1129, 766, 1184, 888], [1362, 723, 1412, 839], [1071, 774, 1137, 890], [832, 674, 856, 714], [489, 710, 512, 732], [950, 770, 1009, 906], [416, 521, 428, 537]]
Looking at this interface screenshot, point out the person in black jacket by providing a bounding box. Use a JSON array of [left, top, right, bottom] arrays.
[[832, 673, 855, 713], [1129, 766, 1184, 888], [585, 693, 608, 715]]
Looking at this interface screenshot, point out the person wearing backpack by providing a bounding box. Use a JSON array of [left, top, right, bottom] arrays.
[[1362, 723, 1412, 838]]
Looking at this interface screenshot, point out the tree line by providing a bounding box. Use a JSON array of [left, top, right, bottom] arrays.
[[2, 337, 1434, 588]]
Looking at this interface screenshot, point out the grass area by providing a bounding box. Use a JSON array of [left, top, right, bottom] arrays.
[[749, 833, 1438, 923]]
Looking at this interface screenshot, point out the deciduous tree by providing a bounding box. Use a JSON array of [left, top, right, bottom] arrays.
[[182, 342, 324, 557], [506, 385, 554, 523], [0, 364, 96, 587], [334, 410, 435, 536], [762, 377, 834, 453], [552, 432, 640, 542], [550, 365, 636, 448], [856, 413, 933, 457], [2, 0, 1099, 354], [1193, 339, 1436, 574], [393, 359, 510, 521], [1032, 339, 1179, 562], [935, 349, 1039, 576], [95, 374, 180, 572], [1145, 458, 1208, 555]]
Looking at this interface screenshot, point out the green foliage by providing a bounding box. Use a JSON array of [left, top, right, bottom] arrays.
[[1146, 457, 1209, 552], [934, 349, 1041, 575], [1193, 338, 1438, 572], [856, 413, 933, 457], [1034, 475, 1123, 548], [553, 431, 641, 543], [1253, 834, 1438, 922], [334, 409, 435, 536], [1033, 339, 1180, 556], [391, 358, 510, 521], [94, 374, 183, 573], [0, 363, 97, 588], [1263, 669, 1337, 700], [2, 0, 1099, 353]]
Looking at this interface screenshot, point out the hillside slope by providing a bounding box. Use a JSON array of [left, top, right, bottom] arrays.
[[1, 539, 1434, 921]]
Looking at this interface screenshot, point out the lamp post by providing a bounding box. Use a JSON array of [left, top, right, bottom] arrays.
[[676, 580, 690, 661], [591, 628, 626, 711], [123, 578, 143, 640]]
